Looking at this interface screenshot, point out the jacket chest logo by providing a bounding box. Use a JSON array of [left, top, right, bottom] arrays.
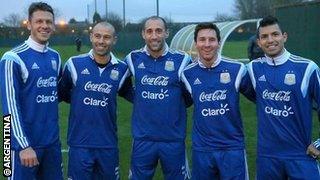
[[165, 60, 175, 71], [110, 69, 119, 80], [220, 72, 230, 84], [51, 59, 57, 71], [284, 73, 295, 85]]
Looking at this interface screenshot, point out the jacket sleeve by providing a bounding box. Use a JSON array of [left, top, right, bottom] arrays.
[[238, 63, 256, 102], [118, 68, 135, 103], [0, 52, 30, 151], [310, 65, 320, 150], [180, 71, 193, 107], [58, 59, 74, 103]]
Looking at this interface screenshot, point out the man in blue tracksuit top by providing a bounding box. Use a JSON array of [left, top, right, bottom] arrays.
[[247, 16, 320, 179], [0, 2, 62, 180], [125, 16, 191, 180], [58, 22, 132, 179], [181, 23, 254, 180]]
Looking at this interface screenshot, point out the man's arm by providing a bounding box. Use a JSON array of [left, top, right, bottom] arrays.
[[58, 59, 74, 103], [118, 69, 134, 103], [307, 64, 320, 158], [0, 52, 39, 167], [179, 53, 193, 107], [180, 71, 193, 108], [238, 64, 256, 102]]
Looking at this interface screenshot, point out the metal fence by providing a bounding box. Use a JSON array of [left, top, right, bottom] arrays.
[[275, 1, 320, 63]]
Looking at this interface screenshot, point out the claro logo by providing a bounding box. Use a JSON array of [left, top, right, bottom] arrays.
[[265, 105, 294, 117], [83, 97, 108, 107], [201, 104, 230, 117], [36, 91, 57, 103]]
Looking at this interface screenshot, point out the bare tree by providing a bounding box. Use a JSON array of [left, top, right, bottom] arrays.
[[234, 0, 256, 19], [3, 13, 23, 27], [93, 12, 102, 24], [103, 12, 123, 31], [53, 8, 62, 19], [214, 13, 239, 22], [234, 0, 306, 19]]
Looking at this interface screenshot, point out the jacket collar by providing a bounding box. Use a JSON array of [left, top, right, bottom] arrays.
[[88, 49, 119, 65], [142, 43, 169, 57], [198, 54, 222, 68], [265, 49, 290, 66], [26, 36, 49, 53]]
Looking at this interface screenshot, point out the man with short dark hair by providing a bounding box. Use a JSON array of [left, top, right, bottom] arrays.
[[125, 16, 191, 180], [182, 22, 253, 180], [247, 15, 320, 179], [0, 2, 63, 179], [59, 21, 132, 179]]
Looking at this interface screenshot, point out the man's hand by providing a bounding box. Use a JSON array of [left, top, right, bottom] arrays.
[[306, 144, 320, 159], [19, 147, 39, 167]]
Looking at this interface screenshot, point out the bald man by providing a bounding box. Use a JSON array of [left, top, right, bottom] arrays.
[[58, 22, 132, 179]]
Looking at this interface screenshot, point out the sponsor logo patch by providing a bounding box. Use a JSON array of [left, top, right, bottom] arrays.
[[81, 68, 90, 75], [110, 69, 119, 80], [220, 72, 230, 84], [165, 60, 175, 71], [284, 73, 296, 85], [193, 78, 202, 85]]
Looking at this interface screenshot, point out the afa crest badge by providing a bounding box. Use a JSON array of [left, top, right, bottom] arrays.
[[165, 60, 175, 71], [284, 73, 296, 85], [220, 72, 231, 84], [110, 69, 119, 81], [51, 60, 57, 71]]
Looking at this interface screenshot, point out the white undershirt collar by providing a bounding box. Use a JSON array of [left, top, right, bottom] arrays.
[[265, 49, 291, 66], [198, 54, 222, 68], [25, 36, 48, 53], [143, 43, 169, 57]]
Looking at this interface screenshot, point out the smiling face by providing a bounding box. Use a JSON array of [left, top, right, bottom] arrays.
[[257, 24, 287, 58], [90, 23, 116, 58], [195, 28, 220, 65], [27, 10, 55, 44], [142, 18, 168, 57]]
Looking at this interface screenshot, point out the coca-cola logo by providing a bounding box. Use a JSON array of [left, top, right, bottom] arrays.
[[141, 75, 169, 86], [199, 90, 227, 102], [84, 81, 112, 94], [37, 77, 57, 88], [262, 90, 291, 102]]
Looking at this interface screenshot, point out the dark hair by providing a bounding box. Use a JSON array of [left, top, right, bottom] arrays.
[[28, 2, 54, 20], [142, 16, 167, 30], [257, 15, 283, 37], [194, 23, 220, 42]]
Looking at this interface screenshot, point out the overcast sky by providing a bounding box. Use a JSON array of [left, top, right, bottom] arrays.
[[0, 0, 235, 23]]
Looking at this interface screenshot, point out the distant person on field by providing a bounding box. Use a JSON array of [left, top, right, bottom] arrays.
[[75, 37, 82, 52], [247, 15, 320, 180], [59, 22, 132, 179], [0, 2, 63, 179], [181, 22, 255, 180], [247, 34, 264, 61]]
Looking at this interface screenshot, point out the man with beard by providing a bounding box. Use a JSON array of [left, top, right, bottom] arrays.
[[125, 16, 191, 180]]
